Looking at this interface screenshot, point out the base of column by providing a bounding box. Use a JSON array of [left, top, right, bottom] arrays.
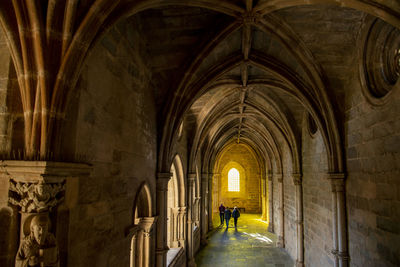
[[338, 252, 349, 267], [296, 260, 304, 267], [201, 237, 208, 246], [277, 236, 284, 248], [188, 257, 197, 267], [156, 248, 169, 267], [268, 222, 274, 233]]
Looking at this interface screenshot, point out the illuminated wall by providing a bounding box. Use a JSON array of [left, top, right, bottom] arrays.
[[214, 143, 261, 213]]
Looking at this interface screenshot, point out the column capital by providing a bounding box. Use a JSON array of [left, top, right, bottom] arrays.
[[274, 173, 283, 183], [4, 160, 92, 213], [139, 216, 158, 233], [267, 174, 273, 181], [292, 173, 302, 185], [157, 172, 171, 191], [327, 172, 346, 192], [201, 173, 209, 179], [327, 172, 346, 180], [188, 173, 196, 180], [179, 206, 187, 213], [157, 172, 172, 180]]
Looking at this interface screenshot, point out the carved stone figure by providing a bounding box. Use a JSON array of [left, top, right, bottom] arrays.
[[15, 214, 59, 267], [9, 181, 65, 213]]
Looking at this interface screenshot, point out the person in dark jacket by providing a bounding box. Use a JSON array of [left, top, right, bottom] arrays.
[[224, 207, 232, 228], [219, 204, 225, 225], [232, 207, 240, 228]]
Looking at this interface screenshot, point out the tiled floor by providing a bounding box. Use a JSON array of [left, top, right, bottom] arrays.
[[195, 214, 294, 267]]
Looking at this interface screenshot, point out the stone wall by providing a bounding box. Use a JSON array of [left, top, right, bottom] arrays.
[[282, 145, 296, 260], [345, 44, 400, 266], [215, 143, 261, 213], [61, 20, 157, 267], [302, 120, 333, 266]]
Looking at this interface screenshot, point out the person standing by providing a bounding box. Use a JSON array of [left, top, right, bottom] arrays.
[[232, 207, 240, 228], [224, 207, 231, 228], [219, 204, 225, 225]]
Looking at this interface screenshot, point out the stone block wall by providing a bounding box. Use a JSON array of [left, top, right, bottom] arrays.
[[282, 146, 296, 260], [302, 123, 333, 266], [345, 55, 400, 266], [61, 21, 158, 267]]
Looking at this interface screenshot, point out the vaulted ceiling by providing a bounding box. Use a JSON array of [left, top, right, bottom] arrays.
[[0, 0, 398, 170], [120, 1, 399, 173]]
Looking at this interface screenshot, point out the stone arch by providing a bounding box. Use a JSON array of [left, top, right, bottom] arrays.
[[167, 154, 186, 249], [130, 182, 156, 267]]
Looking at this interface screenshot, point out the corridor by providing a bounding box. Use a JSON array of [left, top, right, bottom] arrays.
[[195, 214, 294, 267]]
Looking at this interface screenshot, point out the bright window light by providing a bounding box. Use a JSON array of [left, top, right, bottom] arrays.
[[228, 168, 240, 192]]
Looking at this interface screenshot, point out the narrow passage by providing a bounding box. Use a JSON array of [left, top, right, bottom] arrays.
[[195, 214, 294, 267]]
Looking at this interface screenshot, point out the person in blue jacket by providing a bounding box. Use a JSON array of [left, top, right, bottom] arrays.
[[232, 207, 240, 228], [224, 207, 231, 228]]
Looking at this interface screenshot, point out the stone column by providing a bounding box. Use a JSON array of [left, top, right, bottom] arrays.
[[267, 174, 274, 233], [293, 173, 304, 267], [208, 174, 216, 230], [2, 160, 91, 267], [140, 217, 157, 267], [156, 172, 171, 267], [187, 174, 196, 266], [179, 206, 187, 247], [329, 173, 349, 267], [261, 173, 267, 221], [276, 173, 284, 248], [171, 207, 179, 248], [129, 226, 139, 267], [137, 229, 144, 267], [201, 173, 208, 244]]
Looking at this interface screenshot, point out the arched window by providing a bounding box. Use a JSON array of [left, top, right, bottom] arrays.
[[228, 168, 240, 192]]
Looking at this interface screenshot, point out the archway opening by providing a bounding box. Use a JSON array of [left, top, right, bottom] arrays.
[[212, 143, 266, 227]]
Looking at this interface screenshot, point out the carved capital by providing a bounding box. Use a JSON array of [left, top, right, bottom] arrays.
[[327, 173, 346, 192], [8, 180, 65, 213], [274, 173, 283, 183], [139, 216, 157, 233], [267, 174, 273, 181], [273, 173, 283, 183], [157, 172, 171, 191], [292, 173, 302, 185]]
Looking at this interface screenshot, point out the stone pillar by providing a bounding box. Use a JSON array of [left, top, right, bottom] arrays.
[[293, 173, 304, 267], [156, 172, 171, 267], [208, 173, 216, 230], [187, 173, 196, 266], [276, 173, 284, 248], [179, 206, 187, 247], [329, 173, 349, 267], [140, 217, 157, 267], [129, 226, 139, 267], [171, 207, 179, 248], [201, 173, 208, 244], [137, 229, 144, 267], [261, 173, 267, 221], [1, 160, 91, 267], [267, 173, 274, 233]]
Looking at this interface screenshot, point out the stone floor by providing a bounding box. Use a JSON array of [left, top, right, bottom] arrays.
[[195, 214, 294, 267]]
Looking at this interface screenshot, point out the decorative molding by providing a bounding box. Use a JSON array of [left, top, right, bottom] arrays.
[[327, 172, 346, 192], [9, 180, 65, 213], [292, 173, 302, 185]]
